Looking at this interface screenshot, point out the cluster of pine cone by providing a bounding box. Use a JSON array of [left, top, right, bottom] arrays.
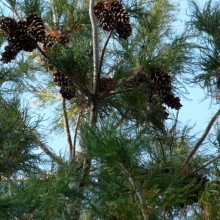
[[0, 14, 45, 63], [0, 14, 69, 63], [53, 70, 75, 100], [93, 0, 132, 39], [149, 68, 182, 110], [129, 68, 182, 112]]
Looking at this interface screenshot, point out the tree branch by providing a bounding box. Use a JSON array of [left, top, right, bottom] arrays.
[[38, 142, 63, 164], [119, 164, 149, 220], [32, 130, 63, 164], [62, 97, 73, 157], [89, 0, 99, 125], [73, 112, 81, 157], [36, 45, 57, 68], [89, 0, 99, 95], [182, 108, 220, 167]]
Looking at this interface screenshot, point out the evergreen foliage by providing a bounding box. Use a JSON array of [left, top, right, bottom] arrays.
[[0, 0, 219, 219]]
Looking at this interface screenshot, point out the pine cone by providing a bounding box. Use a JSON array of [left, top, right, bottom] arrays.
[[60, 87, 75, 100], [0, 14, 47, 62], [163, 92, 182, 110], [57, 34, 69, 44], [26, 14, 45, 42], [43, 33, 56, 48], [110, 1, 129, 23], [0, 45, 19, 63], [15, 20, 37, 52], [93, 2, 106, 18], [116, 22, 131, 39], [93, 0, 132, 39], [148, 68, 182, 110], [0, 17, 17, 35], [99, 8, 116, 31], [53, 71, 68, 86]]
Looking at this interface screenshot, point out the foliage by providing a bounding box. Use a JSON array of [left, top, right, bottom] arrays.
[[0, 0, 219, 219]]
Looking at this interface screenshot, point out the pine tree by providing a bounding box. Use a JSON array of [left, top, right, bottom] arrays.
[[0, 0, 219, 219]]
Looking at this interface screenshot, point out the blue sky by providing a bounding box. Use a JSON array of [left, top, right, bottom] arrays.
[[173, 0, 219, 131]]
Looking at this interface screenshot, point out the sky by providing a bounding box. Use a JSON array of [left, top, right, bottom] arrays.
[[173, 0, 219, 132]]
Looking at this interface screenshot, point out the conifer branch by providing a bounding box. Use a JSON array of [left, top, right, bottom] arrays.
[[157, 134, 166, 162], [36, 45, 60, 71], [89, 0, 99, 95], [36, 45, 88, 99], [73, 112, 81, 157], [89, 0, 99, 124], [81, 0, 99, 178], [32, 129, 63, 164], [119, 164, 149, 220], [36, 44, 51, 60], [62, 97, 73, 157], [182, 108, 220, 167]]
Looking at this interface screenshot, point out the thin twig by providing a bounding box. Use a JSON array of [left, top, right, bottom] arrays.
[[76, 1, 99, 210], [36, 44, 60, 70], [182, 108, 220, 168], [119, 164, 149, 220], [98, 30, 113, 78], [62, 97, 73, 157], [73, 112, 81, 157]]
